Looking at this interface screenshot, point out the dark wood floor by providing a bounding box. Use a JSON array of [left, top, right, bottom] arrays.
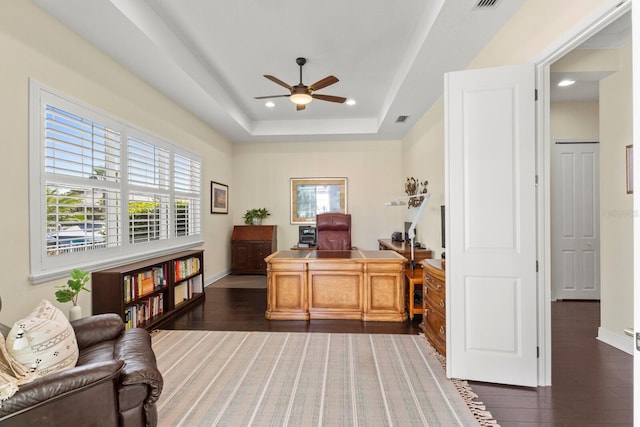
[[162, 283, 633, 426]]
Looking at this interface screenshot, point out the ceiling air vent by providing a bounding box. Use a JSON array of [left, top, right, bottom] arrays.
[[396, 115, 409, 123], [473, 0, 501, 10]]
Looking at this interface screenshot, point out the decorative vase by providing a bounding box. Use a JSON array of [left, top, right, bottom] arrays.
[[252, 217, 262, 225], [69, 305, 82, 321]]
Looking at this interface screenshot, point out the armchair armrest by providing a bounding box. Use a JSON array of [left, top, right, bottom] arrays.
[[0, 360, 124, 418], [114, 328, 163, 404], [72, 313, 124, 350]]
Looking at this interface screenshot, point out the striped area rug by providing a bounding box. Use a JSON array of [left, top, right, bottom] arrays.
[[152, 330, 482, 426]]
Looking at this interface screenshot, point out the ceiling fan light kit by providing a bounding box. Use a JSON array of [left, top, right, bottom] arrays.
[[255, 57, 347, 111], [290, 93, 312, 105]]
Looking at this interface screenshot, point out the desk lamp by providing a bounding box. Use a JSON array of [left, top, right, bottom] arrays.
[[385, 193, 430, 271]]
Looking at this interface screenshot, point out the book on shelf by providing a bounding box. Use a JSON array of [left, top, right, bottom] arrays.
[[190, 275, 204, 293], [174, 282, 188, 306], [124, 275, 132, 303], [140, 271, 154, 295], [152, 266, 167, 286], [174, 274, 203, 307], [174, 256, 201, 281], [123, 264, 169, 303], [124, 293, 164, 329]]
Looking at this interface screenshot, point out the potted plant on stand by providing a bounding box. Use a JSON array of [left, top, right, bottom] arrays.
[[55, 269, 91, 321], [243, 208, 271, 225]]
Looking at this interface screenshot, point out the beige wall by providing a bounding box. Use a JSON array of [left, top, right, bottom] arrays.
[[550, 101, 599, 139], [0, 2, 233, 323], [468, 0, 611, 68], [400, 100, 445, 256], [599, 42, 634, 340], [232, 140, 402, 251]]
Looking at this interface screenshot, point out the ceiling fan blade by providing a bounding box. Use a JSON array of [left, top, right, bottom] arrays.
[[254, 95, 290, 99], [296, 104, 306, 111], [312, 94, 347, 103], [264, 75, 293, 91], [309, 75, 339, 91]]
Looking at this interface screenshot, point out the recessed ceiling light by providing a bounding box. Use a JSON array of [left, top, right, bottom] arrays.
[[265, 101, 275, 108], [558, 79, 576, 87], [346, 99, 356, 106]]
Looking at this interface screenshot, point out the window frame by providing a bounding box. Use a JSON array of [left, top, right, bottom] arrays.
[[29, 81, 203, 283]]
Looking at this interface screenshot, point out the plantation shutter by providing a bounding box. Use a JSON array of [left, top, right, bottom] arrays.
[[174, 153, 202, 237], [44, 105, 121, 252], [127, 136, 171, 244]]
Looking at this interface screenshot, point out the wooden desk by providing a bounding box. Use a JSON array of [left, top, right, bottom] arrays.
[[405, 267, 423, 320], [378, 239, 432, 265], [265, 249, 406, 322], [290, 244, 316, 250]]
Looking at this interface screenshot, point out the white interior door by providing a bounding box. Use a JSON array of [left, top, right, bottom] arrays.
[[445, 64, 538, 387], [632, 5, 639, 422], [551, 141, 600, 300]]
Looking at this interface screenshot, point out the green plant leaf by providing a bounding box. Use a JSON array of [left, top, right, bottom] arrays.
[[56, 269, 90, 305]]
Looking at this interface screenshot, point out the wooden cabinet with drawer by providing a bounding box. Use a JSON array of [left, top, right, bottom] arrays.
[[231, 225, 277, 274], [420, 259, 446, 355]]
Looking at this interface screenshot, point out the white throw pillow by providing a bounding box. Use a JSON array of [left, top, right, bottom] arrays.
[[5, 300, 79, 376]]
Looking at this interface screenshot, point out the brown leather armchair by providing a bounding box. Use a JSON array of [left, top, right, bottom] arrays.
[[0, 314, 162, 427], [316, 213, 352, 250]]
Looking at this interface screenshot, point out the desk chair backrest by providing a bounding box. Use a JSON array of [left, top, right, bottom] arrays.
[[316, 213, 351, 250]]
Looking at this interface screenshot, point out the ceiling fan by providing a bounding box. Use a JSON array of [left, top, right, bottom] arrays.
[[255, 57, 347, 111]]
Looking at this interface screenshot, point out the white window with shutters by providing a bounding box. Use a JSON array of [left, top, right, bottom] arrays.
[[29, 81, 202, 282]]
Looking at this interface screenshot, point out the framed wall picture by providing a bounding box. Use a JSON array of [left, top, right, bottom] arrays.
[[290, 177, 347, 224], [626, 145, 633, 194], [211, 181, 229, 214]]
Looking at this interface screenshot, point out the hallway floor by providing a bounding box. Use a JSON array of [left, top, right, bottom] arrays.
[[468, 300, 632, 426]]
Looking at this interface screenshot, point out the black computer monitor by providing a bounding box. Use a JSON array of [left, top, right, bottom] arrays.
[[299, 226, 316, 245]]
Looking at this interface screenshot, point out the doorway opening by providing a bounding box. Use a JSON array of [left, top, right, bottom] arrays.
[[540, 4, 633, 386]]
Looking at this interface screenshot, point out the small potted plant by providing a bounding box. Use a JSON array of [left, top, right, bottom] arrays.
[[55, 269, 91, 320], [243, 208, 270, 225]]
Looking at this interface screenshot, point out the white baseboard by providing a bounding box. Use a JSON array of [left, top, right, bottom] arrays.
[[204, 269, 231, 287], [597, 327, 633, 355]]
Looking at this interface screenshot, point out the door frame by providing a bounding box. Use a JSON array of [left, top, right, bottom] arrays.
[[534, 0, 631, 385]]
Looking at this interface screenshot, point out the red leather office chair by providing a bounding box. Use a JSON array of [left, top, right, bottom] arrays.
[[316, 213, 352, 250]]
